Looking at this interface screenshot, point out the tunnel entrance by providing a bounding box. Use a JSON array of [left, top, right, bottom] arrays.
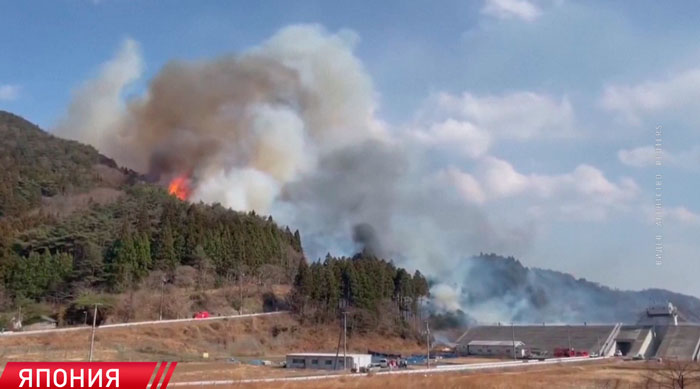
[[616, 341, 633, 356]]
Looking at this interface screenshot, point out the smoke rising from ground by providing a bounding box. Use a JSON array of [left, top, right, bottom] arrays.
[[58, 25, 385, 211], [55, 24, 544, 322]]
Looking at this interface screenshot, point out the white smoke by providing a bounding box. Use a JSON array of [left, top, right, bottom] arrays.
[[55, 39, 143, 154], [431, 284, 463, 311], [55, 24, 538, 320]]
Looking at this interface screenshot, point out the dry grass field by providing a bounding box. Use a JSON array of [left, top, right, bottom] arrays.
[[233, 360, 686, 389], [167, 359, 700, 389], [2, 312, 698, 388], [0, 313, 423, 362]]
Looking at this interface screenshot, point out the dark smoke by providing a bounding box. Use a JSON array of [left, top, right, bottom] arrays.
[[352, 223, 384, 257]]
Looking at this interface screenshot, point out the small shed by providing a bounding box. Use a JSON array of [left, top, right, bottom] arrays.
[[286, 353, 372, 371], [22, 316, 57, 331]]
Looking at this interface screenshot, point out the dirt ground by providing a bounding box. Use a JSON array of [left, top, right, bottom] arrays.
[[172, 363, 327, 381]]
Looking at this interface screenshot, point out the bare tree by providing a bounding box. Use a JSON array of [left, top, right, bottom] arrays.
[[642, 358, 700, 388]]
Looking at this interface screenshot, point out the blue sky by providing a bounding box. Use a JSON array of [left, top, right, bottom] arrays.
[[2, 0, 700, 297]]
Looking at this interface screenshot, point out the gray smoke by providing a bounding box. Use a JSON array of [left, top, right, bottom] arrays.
[[352, 223, 384, 257], [57, 25, 385, 211], [55, 24, 539, 322], [440, 254, 694, 324]]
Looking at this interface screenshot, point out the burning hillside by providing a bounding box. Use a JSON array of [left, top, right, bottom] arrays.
[[168, 175, 191, 201], [53, 24, 541, 321]]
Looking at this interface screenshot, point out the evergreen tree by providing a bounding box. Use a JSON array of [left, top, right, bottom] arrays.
[[292, 260, 312, 315], [133, 232, 152, 279], [154, 223, 177, 272], [72, 241, 104, 287], [106, 223, 137, 291], [293, 230, 303, 254]]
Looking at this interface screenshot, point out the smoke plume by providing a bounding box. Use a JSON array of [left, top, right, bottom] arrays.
[[56, 24, 537, 322]]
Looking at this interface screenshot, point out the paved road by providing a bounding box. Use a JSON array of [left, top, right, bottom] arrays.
[[0, 311, 289, 337], [168, 356, 606, 386]]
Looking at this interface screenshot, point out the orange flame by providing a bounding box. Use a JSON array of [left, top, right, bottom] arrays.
[[168, 176, 191, 201]]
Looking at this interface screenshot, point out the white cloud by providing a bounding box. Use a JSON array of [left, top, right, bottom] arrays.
[[600, 67, 700, 125], [667, 206, 700, 224], [642, 205, 700, 225], [618, 145, 700, 169], [480, 156, 530, 197], [412, 90, 574, 159], [430, 91, 575, 141], [438, 166, 486, 204], [0, 84, 20, 101], [479, 157, 637, 203], [618, 146, 657, 168], [410, 119, 491, 159], [482, 0, 542, 22], [444, 156, 639, 221]]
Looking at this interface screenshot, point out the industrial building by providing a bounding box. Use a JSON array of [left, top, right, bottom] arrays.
[[455, 303, 700, 361], [285, 353, 372, 371], [466, 340, 526, 358], [456, 324, 617, 357]]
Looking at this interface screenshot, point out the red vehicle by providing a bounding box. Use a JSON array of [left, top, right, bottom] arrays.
[[193, 311, 210, 319], [553, 348, 589, 357], [553, 347, 575, 357]]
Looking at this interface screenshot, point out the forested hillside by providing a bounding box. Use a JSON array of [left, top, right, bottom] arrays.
[[0, 111, 427, 337], [456, 253, 700, 323], [0, 111, 304, 320], [291, 253, 429, 336], [0, 111, 120, 218]]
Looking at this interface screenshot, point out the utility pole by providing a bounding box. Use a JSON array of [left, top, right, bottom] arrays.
[[343, 311, 347, 370], [426, 320, 430, 369], [511, 322, 516, 360], [333, 312, 342, 371], [238, 261, 243, 315], [159, 277, 167, 320], [88, 303, 100, 362]]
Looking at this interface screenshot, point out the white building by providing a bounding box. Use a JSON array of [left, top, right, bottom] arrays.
[[466, 340, 526, 358], [286, 353, 372, 371]]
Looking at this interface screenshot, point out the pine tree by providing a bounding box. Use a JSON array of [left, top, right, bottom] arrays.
[[154, 223, 177, 272], [292, 260, 312, 315], [72, 241, 104, 288], [293, 230, 303, 254], [193, 245, 213, 290], [133, 232, 152, 279], [106, 222, 137, 291], [322, 265, 339, 317]]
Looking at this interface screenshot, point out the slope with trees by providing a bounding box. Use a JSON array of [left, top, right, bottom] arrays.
[[290, 252, 429, 336], [0, 111, 425, 339]]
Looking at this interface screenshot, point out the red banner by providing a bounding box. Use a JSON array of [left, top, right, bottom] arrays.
[[0, 362, 177, 389]]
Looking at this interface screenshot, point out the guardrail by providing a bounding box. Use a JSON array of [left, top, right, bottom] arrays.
[[0, 311, 289, 337]]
